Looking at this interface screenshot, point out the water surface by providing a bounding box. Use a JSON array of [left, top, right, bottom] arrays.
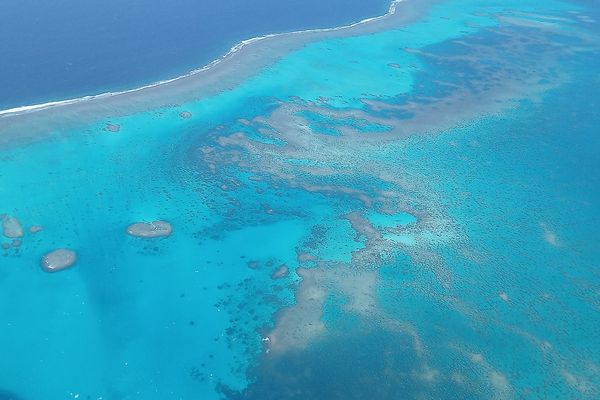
[[0, 0, 599, 399]]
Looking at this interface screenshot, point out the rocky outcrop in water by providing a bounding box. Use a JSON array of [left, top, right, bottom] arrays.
[[41, 249, 77, 273], [127, 220, 173, 238], [105, 123, 121, 133], [1, 216, 23, 238], [29, 225, 43, 234], [271, 264, 289, 279]]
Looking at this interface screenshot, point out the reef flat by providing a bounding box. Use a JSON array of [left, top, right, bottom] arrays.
[[0, 0, 599, 399], [0, 0, 392, 110], [0, 0, 432, 147]]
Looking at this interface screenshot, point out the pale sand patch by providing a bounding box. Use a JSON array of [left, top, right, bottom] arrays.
[[332, 268, 378, 315], [451, 371, 467, 385], [457, 349, 513, 398], [489, 370, 510, 393], [413, 364, 440, 383], [470, 353, 484, 364], [266, 262, 427, 359], [561, 369, 596, 394], [267, 268, 328, 353], [540, 222, 560, 247]]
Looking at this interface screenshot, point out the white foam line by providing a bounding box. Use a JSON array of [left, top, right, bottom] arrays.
[[0, 0, 405, 118]]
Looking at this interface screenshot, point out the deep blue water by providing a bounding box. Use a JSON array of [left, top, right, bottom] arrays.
[[0, 0, 390, 109]]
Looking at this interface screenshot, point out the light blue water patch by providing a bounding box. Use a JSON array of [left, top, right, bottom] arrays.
[[384, 232, 417, 246], [366, 210, 417, 229], [283, 158, 321, 167], [297, 111, 342, 136], [230, 121, 287, 146], [310, 218, 365, 263], [297, 110, 392, 135]]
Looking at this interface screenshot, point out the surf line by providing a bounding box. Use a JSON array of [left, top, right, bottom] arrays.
[[0, 0, 405, 118]]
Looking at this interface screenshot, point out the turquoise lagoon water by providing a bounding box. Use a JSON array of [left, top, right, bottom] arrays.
[[1, 0, 599, 399]]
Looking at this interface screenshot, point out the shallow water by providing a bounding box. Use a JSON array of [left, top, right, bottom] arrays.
[[1, 0, 599, 399]]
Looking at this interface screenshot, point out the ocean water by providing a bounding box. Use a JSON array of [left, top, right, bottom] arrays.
[[1, 0, 599, 399], [0, 0, 390, 110]]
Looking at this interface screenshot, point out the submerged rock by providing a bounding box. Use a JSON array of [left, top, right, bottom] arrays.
[[271, 264, 289, 280], [180, 111, 193, 119], [105, 123, 121, 133], [29, 225, 43, 234], [41, 249, 77, 273], [127, 220, 173, 238], [2, 216, 23, 238], [297, 252, 315, 262]]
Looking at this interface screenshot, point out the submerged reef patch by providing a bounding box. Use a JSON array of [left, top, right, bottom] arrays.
[[271, 264, 289, 279], [28, 225, 43, 234], [127, 220, 173, 238], [41, 249, 77, 272], [104, 123, 121, 133], [189, 6, 600, 399], [221, 325, 478, 400], [1, 216, 23, 238]]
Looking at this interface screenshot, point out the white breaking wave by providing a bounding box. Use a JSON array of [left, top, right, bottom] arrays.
[[0, 0, 405, 118]]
